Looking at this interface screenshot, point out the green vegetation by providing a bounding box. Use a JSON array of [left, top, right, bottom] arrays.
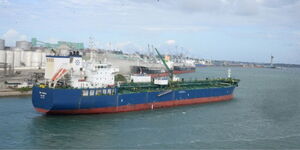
[[15, 87, 32, 93]]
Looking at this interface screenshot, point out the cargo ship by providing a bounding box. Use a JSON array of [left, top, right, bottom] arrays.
[[32, 49, 239, 114], [130, 55, 196, 78], [173, 65, 195, 74]]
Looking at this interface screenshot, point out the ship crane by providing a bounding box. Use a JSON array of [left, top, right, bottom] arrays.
[[154, 48, 174, 81]]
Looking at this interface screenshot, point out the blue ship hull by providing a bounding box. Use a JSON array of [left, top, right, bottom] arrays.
[[32, 86, 236, 114]]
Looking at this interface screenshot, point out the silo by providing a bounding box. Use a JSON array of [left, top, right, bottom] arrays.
[[0, 39, 5, 50], [13, 49, 21, 67], [36, 49, 43, 68], [23, 51, 32, 67], [0, 50, 6, 63], [0, 39, 7, 64], [16, 41, 31, 50], [5, 50, 13, 65], [58, 44, 70, 56], [20, 50, 24, 66], [41, 52, 47, 67], [32, 50, 42, 67]]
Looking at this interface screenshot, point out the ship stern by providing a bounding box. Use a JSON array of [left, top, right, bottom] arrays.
[[32, 86, 54, 114]]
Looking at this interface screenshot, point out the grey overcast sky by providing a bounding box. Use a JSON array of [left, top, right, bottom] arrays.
[[0, 0, 300, 64]]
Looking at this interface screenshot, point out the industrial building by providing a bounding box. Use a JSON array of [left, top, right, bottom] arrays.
[[0, 38, 80, 89], [0, 39, 51, 73], [0, 37, 85, 72]]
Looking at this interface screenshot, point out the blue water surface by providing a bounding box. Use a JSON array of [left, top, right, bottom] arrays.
[[0, 67, 300, 149]]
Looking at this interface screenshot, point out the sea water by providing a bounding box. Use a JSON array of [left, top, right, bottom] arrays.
[[0, 67, 300, 149]]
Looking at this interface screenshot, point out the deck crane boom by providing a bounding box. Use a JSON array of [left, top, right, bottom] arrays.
[[154, 48, 173, 80]]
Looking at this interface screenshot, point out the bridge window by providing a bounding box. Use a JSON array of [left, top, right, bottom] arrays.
[[90, 90, 95, 96], [96, 90, 102, 95], [107, 89, 111, 95], [111, 89, 115, 95], [82, 90, 88, 96]]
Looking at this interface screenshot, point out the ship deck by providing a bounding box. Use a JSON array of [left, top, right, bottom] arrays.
[[118, 78, 239, 94]]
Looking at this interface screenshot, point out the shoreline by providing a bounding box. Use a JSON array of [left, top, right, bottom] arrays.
[[0, 89, 32, 97]]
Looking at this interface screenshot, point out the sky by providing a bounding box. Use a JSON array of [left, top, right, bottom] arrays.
[[0, 0, 300, 64]]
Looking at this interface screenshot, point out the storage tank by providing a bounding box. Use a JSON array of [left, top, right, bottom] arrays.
[[16, 41, 31, 50], [0, 39, 4, 50], [0, 50, 6, 63], [5, 51, 13, 65], [58, 44, 70, 56], [23, 51, 32, 67], [32, 50, 42, 67], [20, 50, 24, 66], [4, 50, 22, 67], [41, 52, 47, 67], [13, 49, 21, 67]]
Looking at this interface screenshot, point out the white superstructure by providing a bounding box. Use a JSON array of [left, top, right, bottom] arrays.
[[45, 53, 119, 88], [184, 59, 196, 67], [130, 75, 151, 83]]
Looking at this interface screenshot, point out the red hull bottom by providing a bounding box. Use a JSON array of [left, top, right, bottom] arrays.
[[35, 94, 234, 115]]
